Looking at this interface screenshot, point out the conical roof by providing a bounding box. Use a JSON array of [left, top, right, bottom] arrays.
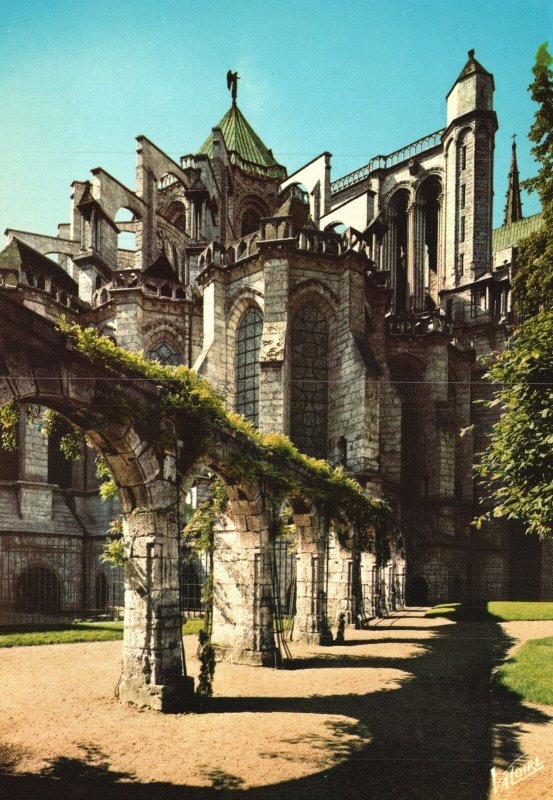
[[456, 49, 492, 82], [198, 103, 286, 179], [504, 140, 523, 225], [447, 49, 494, 97]]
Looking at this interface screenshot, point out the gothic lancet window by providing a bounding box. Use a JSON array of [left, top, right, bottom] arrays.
[[290, 304, 328, 459], [235, 307, 263, 426], [148, 340, 180, 366]]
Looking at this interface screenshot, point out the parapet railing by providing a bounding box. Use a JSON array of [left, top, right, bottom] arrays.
[[331, 128, 445, 194]]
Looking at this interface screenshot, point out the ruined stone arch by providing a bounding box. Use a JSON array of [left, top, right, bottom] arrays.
[[0, 294, 358, 709], [0, 298, 214, 708]]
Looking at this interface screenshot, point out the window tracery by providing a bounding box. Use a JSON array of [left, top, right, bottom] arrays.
[[148, 340, 180, 366], [290, 304, 328, 459], [235, 307, 263, 426]]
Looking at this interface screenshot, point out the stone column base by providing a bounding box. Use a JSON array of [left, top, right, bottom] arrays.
[[213, 644, 278, 667], [294, 631, 334, 646], [118, 675, 195, 713]]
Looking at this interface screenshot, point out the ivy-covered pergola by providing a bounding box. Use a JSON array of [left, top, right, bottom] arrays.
[[0, 292, 388, 711]]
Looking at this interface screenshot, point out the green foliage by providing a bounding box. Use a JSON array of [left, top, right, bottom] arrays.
[[0, 402, 19, 450], [427, 601, 553, 621], [100, 522, 127, 567], [477, 46, 553, 537], [494, 636, 553, 705], [57, 316, 388, 531], [39, 409, 85, 460], [475, 311, 553, 537], [0, 619, 204, 647], [95, 456, 118, 501], [196, 628, 216, 699], [513, 43, 553, 318], [183, 479, 228, 557], [0, 622, 124, 648]]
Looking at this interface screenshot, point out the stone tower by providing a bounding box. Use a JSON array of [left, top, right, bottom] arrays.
[[443, 49, 497, 288]]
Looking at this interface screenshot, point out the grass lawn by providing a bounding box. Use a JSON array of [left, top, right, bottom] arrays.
[[494, 636, 553, 705], [426, 601, 553, 622], [0, 618, 205, 647]]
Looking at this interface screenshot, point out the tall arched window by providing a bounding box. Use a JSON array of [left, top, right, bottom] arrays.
[[388, 190, 409, 314], [290, 304, 328, 459], [148, 340, 180, 366], [235, 308, 263, 426], [390, 360, 424, 498]]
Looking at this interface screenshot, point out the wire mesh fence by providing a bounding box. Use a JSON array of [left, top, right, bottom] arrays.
[[0, 536, 124, 625], [5, 534, 546, 632]]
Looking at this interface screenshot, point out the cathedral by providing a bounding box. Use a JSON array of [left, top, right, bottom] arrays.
[[0, 49, 550, 624]]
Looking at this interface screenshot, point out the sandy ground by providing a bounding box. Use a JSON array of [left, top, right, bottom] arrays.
[[0, 611, 551, 799]]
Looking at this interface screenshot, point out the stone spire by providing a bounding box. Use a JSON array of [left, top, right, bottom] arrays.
[[504, 136, 523, 224]]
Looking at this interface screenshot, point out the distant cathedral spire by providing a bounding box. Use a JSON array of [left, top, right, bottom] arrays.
[[504, 135, 523, 224]]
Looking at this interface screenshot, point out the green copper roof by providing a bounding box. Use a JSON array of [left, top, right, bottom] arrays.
[[198, 103, 286, 179], [493, 212, 543, 252]]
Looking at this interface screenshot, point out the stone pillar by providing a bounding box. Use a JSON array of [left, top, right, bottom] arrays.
[[435, 194, 444, 300], [327, 529, 354, 630], [293, 507, 332, 644], [409, 201, 425, 312], [211, 486, 276, 665], [259, 257, 289, 435], [118, 494, 194, 712]]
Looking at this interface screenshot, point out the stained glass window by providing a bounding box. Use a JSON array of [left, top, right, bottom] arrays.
[[148, 340, 180, 366], [235, 308, 263, 426], [290, 304, 328, 459]]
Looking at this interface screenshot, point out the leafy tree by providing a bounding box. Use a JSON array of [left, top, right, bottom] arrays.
[[476, 311, 553, 537], [512, 43, 553, 319], [477, 44, 553, 537]]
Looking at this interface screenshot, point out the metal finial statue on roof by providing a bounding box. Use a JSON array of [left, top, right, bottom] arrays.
[[227, 70, 240, 104]]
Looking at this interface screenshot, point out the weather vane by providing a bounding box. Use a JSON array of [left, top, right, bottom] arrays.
[[227, 70, 240, 104]]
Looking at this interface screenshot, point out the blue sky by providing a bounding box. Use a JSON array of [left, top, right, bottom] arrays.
[[0, 0, 550, 239]]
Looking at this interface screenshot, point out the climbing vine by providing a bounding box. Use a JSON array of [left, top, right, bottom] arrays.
[[95, 456, 118, 501], [196, 628, 216, 701], [100, 518, 126, 567], [56, 318, 390, 532], [0, 402, 19, 450]]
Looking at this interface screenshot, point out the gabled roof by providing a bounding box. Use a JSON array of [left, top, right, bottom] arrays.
[[493, 212, 543, 252], [198, 103, 286, 179], [0, 238, 78, 295], [143, 253, 178, 281]]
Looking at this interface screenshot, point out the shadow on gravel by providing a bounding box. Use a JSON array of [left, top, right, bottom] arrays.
[[1, 608, 550, 800]]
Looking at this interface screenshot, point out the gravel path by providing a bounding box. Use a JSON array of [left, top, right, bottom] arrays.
[[0, 611, 551, 799]]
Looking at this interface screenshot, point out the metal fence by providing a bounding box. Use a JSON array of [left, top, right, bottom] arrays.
[[0, 536, 124, 625], [179, 549, 210, 619]]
